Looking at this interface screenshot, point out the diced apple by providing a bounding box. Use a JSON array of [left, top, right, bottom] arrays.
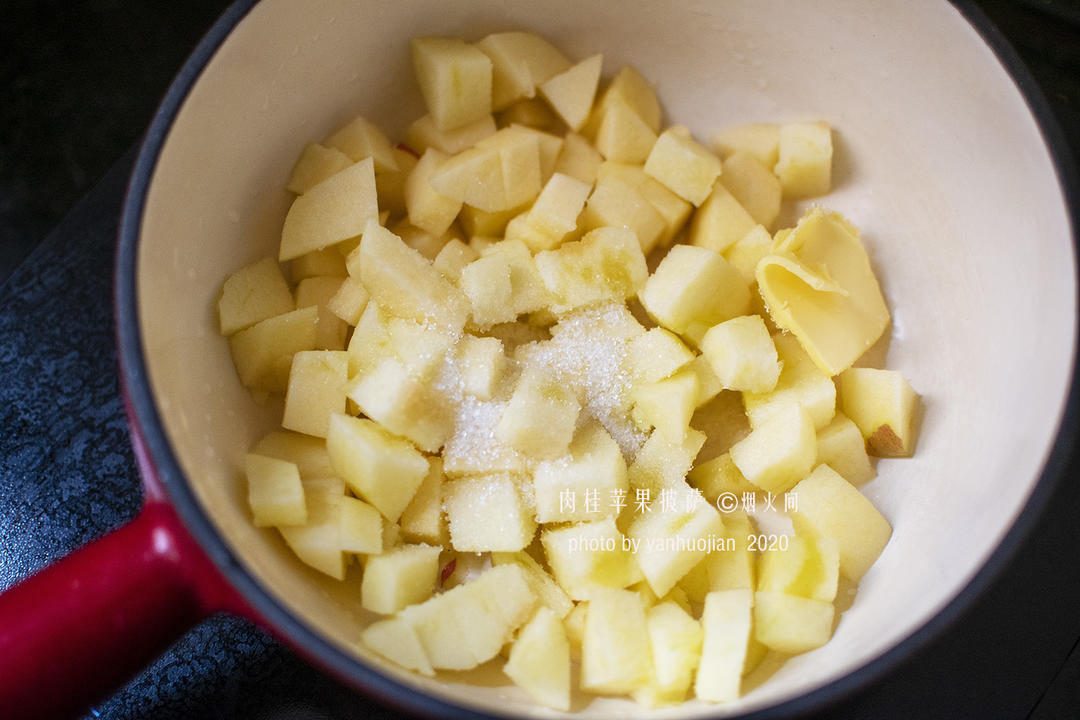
[[218, 256, 294, 336], [404, 113, 497, 155], [694, 589, 753, 703], [281, 350, 348, 438], [700, 315, 781, 393], [754, 591, 834, 654], [361, 543, 442, 614], [639, 244, 750, 342], [535, 227, 648, 312], [350, 219, 469, 331], [564, 601, 588, 661], [285, 142, 353, 195], [633, 600, 703, 706], [689, 183, 757, 254], [705, 510, 757, 592], [523, 172, 592, 249], [643, 126, 723, 206], [455, 334, 506, 400], [459, 252, 514, 327], [492, 552, 574, 619], [295, 276, 347, 350], [228, 306, 317, 392], [555, 131, 604, 184], [345, 301, 392, 376], [775, 121, 833, 199], [533, 421, 628, 523], [730, 403, 816, 493], [399, 457, 448, 546], [496, 370, 581, 459], [631, 369, 700, 444], [326, 413, 429, 522], [594, 97, 658, 163], [432, 237, 479, 283], [278, 477, 346, 580], [374, 147, 420, 218], [405, 148, 463, 237], [291, 247, 348, 282], [743, 332, 837, 430], [626, 488, 725, 596], [443, 473, 536, 552], [503, 607, 572, 711], [542, 518, 642, 600], [757, 535, 839, 602], [789, 464, 892, 581], [710, 122, 780, 167], [280, 158, 378, 261], [340, 495, 383, 555], [326, 277, 369, 326], [627, 327, 695, 384], [252, 431, 334, 479], [500, 124, 565, 183], [582, 587, 653, 695], [496, 97, 562, 132], [688, 355, 724, 407], [361, 616, 434, 676], [245, 453, 306, 527], [476, 31, 571, 110], [687, 452, 759, 502], [721, 151, 781, 229], [838, 367, 920, 457], [628, 427, 706, 495], [539, 54, 603, 131], [817, 412, 876, 484], [474, 127, 544, 209], [346, 357, 453, 452], [412, 36, 492, 131], [724, 224, 773, 285], [458, 203, 520, 237], [587, 66, 662, 136], [579, 174, 666, 254], [324, 114, 397, 173]]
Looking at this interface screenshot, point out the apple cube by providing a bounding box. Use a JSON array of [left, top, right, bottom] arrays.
[[639, 245, 750, 341], [245, 453, 306, 527], [326, 413, 429, 522], [361, 616, 434, 676], [459, 252, 514, 327], [496, 370, 581, 459], [724, 224, 774, 285], [586, 66, 663, 136], [743, 333, 837, 430], [324, 114, 397, 173], [361, 543, 442, 615], [594, 97, 658, 164], [689, 183, 757, 254], [295, 276, 347, 350], [456, 334, 506, 400], [722, 150, 782, 228], [290, 247, 348, 282], [399, 457, 448, 546], [503, 607, 572, 711], [580, 174, 666, 254], [533, 421, 628, 523], [563, 601, 587, 661], [346, 357, 453, 452], [710, 122, 780, 167], [476, 31, 571, 110], [405, 148, 463, 237], [326, 277, 369, 326], [754, 591, 834, 654], [627, 489, 725, 596], [524, 172, 592, 248], [539, 53, 603, 131], [385, 317, 457, 382], [705, 510, 757, 593], [595, 160, 694, 248], [627, 327, 695, 383], [775, 121, 833, 199], [340, 495, 383, 555], [554, 131, 604, 184], [497, 97, 561, 132], [730, 404, 816, 493], [285, 142, 353, 195], [632, 600, 703, 707], [218, 256, 294, 336], [345, 301, 392, 376], [838, 367, 920, 457], [499, 124, 565, 183], [694, 589, 753, 703], [535, 227, 648, 312], [817, 412, 876, 485], [278, 477, 346, 580], [492, 552, 574, 619], [631, 369, 700, 444], [688, 355, 724, 407], [427, 144, 506, 212], [404, 113, 497, 155], [350, 219, 469, 331], [643, 127, 722, 206], [280, 157, 378, 261], [582, 587, 653, 695], [475, 127, 544, 209], [789, 464, 892, 581], [411, 36, 492, 131], [687, 452, 759, 502], [628, 427, 706, 495], [281, 350, 348, 438], [374, 147, 419, 218], [542, 518, 642, 600], [400, 564, 537, 670], [252, 430, 334, 479], [444, 473, 536, 552], [700, 315, 781, 393], [459, 203, 520, 237], [432, 237, 479, 283], [757, 535, 839, 602], [228, 306, 317, 392]]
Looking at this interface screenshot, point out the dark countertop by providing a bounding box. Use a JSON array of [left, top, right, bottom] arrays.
[[2, 2, 1079, 719]]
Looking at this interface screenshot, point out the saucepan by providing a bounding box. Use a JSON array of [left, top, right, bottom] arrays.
[[0, 0, 1075, 718]]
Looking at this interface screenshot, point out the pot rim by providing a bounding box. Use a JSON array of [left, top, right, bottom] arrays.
[[114, 1, 1080, 717]]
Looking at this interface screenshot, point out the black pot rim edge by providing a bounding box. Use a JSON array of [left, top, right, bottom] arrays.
[[113, 1, 1080, 718]]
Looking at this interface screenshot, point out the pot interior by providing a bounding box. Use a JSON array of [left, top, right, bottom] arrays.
[[133, 0, 1075, 716]]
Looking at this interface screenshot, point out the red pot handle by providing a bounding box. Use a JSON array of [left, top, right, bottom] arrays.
[[0, 502, 242, 720]]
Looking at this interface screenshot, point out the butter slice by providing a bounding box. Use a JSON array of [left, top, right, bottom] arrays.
[[756, 209, 889, 376]]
